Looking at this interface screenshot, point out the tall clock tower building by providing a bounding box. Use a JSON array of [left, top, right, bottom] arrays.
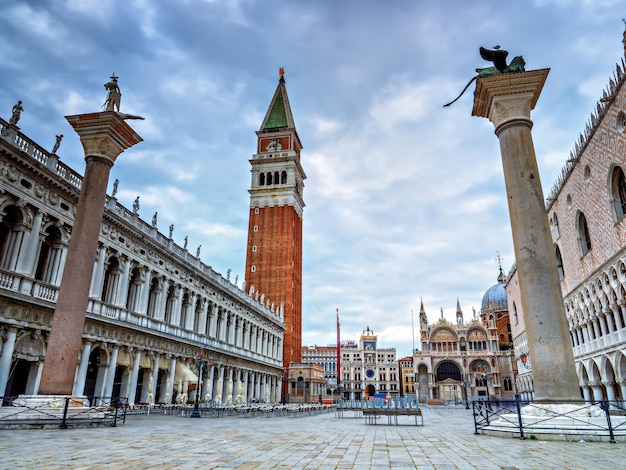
[[245, 70, 305, 371]]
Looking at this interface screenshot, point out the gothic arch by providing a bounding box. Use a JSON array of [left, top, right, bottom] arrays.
[[616, 351, 626, 382], [576, 210, 592, 256], [609, 164, 626, 221]]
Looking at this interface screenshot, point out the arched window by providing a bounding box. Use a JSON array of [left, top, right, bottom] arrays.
[[611, 166, 626, 220], [281, 171, 287, 184], [180, 292, 191, 329], [0, 205, 24, 271], [577, 212, 592, 256], [126, 267, 142, 312], [266, 172, 272, 185], [193, 299, 203, 332], [555, 244, 564, 279], [503, 376, 513, 391], [259, 173, 265, 186], [512, 302, 518, 325], [146, 276, 160, 318], [164, 285, 177, 323], [274, 171, 279, 184], [552, 213, 560, 238], [101, 256, 121, 303], [35, 225, 63, 284]]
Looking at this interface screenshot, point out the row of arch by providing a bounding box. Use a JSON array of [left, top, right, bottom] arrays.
[[259, 170, 287, 186], [0, 328, 282, 405], [563, 255, 626, 350], [93, 247, 283, 360], [0, 198, 283, 363], [577, 351, 626, 403]]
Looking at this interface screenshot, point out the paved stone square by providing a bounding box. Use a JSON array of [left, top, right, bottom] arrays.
[[0, 407, 621, 469]]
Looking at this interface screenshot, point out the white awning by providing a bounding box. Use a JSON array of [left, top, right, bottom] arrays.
[[175, 362, 199, 390]]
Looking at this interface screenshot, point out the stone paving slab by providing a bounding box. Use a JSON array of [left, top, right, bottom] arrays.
[[0, 407, 622, 469]]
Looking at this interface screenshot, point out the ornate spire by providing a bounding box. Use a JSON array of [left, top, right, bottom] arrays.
[[260, 69, 296, 131], [456, 298, 464, 326]]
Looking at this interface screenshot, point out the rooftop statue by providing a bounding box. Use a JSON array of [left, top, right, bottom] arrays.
[[443, 46, 526, 107], [9, 100, 23, 125]]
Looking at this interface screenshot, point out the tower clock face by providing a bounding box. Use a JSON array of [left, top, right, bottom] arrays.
[[366, 369, 375, 379]]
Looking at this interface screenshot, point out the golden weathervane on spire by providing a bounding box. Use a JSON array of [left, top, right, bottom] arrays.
[[279, 67, 285, 78]]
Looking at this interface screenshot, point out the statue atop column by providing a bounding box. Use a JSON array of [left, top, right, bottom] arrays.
[[103, 74, 121, 112], [444, 46, 526, 107]]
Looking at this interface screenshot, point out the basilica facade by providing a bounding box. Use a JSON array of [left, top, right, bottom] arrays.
[[0, 81, 288, 406], [413, 296, 517, 405]]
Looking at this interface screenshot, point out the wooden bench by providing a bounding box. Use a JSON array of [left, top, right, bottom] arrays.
[[362, 407, 423, 426]]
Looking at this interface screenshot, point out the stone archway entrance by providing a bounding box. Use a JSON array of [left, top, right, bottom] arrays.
[[365, 384, 375, 399], [4, 359, 30, 398], [84, 348, 102, 403], [434, 361, 462, 403]]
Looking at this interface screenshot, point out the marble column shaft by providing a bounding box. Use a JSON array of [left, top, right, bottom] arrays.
[[472, 69, 580, 400], [39, 112, 142, 395]]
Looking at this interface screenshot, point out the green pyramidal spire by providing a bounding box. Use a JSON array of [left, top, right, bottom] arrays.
[[260, 69, 296, 131]]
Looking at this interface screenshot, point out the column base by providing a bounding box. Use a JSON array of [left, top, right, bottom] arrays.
[[481, 403, 626, 442]]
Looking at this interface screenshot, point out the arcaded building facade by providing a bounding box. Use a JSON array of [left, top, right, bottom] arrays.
[[0, 104, 285, 405]]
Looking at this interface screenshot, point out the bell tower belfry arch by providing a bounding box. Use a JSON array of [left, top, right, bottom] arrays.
[[245, 69, 305, 372]]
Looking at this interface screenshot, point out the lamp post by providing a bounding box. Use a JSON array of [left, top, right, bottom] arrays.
[[190, 351, 207, 418]]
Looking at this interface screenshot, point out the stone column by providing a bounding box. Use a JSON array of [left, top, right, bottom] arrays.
[[243, 370, 249, 402], [103, 345, 120, 398], [15, 210, 43, 276], [0, 327, 18, 400], [73, 340, 92, 396], [590, 382, 604, 402], [39, 111, 142, 395], [127, 349, 141, 404], [90, 244, 107, 297], [116, 256, 131, 308], [618, 380, 626, 405], [137, 269, 151, 315], [166, 357, 176, 404], [149, 354, 160, 404], [472, 69, 580, 401]]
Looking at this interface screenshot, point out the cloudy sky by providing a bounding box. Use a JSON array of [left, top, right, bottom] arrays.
[[1, 0, 624, 357]]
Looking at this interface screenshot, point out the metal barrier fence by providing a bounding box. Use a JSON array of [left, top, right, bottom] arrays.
[[0, 396, 128, 429], [126, 402, 335, 418], [472, 398, 626, 443]]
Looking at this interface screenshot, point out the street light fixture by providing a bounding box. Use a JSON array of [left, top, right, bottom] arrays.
[[190, 350, 210, 418]]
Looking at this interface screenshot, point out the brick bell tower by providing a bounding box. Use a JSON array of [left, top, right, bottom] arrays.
[[245, 68, 305, 375]]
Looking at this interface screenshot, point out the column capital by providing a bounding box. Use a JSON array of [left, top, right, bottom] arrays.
[[65, 111, 143, 164], [472, 69, 550, 128]]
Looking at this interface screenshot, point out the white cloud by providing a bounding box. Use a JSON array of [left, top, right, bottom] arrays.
[[3, 0, 625, 357]]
